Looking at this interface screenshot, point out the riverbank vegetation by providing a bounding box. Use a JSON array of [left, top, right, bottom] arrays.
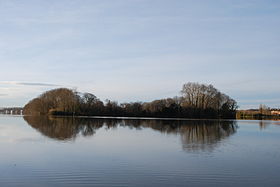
[[23, 82, 238, 119], [237, 104, 280, 120]]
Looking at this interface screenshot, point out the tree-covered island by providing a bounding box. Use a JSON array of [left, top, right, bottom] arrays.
[[23, 82, 238, 119]]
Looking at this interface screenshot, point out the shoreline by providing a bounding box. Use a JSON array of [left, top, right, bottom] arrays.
[[2, 114, 280, 121]]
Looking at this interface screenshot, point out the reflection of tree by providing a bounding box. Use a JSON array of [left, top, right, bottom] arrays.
[[23, 116, 105, 141], [24, 117, 237, 152], [123, 119, 237, 152], [179, 121, 237, 152], [259, 120, 272, 130]]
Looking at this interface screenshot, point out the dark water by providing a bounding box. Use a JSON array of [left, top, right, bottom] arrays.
[[0, 115, 279, 187]]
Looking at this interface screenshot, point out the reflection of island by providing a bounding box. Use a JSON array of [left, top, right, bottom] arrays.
[[125, 119, 238, 152], [23, 116, 107, 141], [179, 121, 237, 152], [24, 116, 237, 152]]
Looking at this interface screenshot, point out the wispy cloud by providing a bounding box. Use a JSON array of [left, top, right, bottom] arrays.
[[0, 81, 60, 87], [17, 82, 60, 87]]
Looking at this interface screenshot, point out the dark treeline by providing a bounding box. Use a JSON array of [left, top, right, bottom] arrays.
[[23, 116, 237, 152], [23, 82, 238, 119]]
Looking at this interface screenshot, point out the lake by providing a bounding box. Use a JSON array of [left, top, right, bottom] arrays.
[[0, 115, 279, 187]]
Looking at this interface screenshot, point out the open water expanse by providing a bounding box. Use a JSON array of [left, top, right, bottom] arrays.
[[0, 115, 279, 187]]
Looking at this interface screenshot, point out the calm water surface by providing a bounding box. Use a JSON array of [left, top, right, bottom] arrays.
[[0, 115, 279, 187]]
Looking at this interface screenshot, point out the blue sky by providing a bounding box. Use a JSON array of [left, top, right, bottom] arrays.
[[0, 0, 279, 109]]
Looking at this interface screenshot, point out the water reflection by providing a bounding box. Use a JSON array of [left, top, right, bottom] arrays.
[[179, 121, 237, 152], [24, 116, 237, 152], [258, 120, 280, 129], [23, 116, 105, 141]]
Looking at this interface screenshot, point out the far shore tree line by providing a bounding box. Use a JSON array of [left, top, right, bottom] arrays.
[[23, 82, 238, 119], [237, 104, 280, 120]]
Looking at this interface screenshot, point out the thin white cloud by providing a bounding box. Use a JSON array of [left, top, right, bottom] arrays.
[[17, 82, 60, 87], [0, 81, 60, 87]]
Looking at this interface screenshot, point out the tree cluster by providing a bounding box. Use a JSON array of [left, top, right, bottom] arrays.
[[23, 82, 238, 119]]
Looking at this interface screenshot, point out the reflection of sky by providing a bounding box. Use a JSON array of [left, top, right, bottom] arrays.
[[0, 1, 279, 108], [0, 116, 43, 143]]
